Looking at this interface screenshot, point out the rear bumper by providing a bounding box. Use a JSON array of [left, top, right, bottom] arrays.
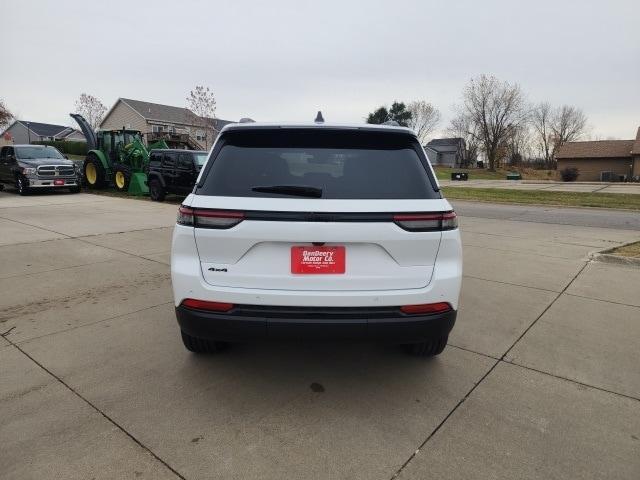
[[175, 305, 456, 343]]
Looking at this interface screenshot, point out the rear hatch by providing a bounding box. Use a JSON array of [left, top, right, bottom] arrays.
[[185, 127, 454, 292]]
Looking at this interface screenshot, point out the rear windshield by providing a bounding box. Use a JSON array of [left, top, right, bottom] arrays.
[[197, 129, 439, 199]]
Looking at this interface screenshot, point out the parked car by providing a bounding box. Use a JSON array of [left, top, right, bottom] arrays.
[[146, 149, 208, 201], [0, 144, 81, 195], [170, 121, 462, 356]]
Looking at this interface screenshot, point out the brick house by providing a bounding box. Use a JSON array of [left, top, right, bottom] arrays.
[[100, 98, 232, 150], [556, 127, 640, 181]]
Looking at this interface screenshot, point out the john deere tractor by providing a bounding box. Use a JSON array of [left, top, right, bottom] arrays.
[[70, 113, 168, 194]]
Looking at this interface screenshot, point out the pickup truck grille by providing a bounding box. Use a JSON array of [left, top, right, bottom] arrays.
[[37, 165, 76, 177]]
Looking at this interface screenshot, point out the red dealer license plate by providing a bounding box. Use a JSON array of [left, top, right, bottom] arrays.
[[291, 246, 345, 274]]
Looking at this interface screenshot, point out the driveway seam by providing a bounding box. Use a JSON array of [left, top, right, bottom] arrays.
[[447, 344, 640, 403], [4, 342, 186, 480], [12, 301, 174, 345], [501, 262, 589, 359], [502, 359, 640, 402], [563, 292, 640, 309], [0, 214, 74, 238], [390, 357, 501, 479], [391, 261, 589, 479], [462, 274, 561, 293]]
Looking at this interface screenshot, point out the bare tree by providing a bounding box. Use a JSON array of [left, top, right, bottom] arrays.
[[551, 105, 587, 156], [446, 112, 480, 166], [0, 98, 13, 130], [505, 123, 533, 166], [531, 102, 554, 166], [187, 85, 216, 149], [458, 75, 527, 171], [74, 93, 107, 130], [407, 100, 441, 144], [531, 103, 587, 167]]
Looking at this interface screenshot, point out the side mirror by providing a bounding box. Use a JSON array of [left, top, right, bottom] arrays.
[[64, 155, 69, 159]]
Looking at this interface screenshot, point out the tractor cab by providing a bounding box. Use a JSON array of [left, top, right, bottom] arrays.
[[97, 129, 144, 164]]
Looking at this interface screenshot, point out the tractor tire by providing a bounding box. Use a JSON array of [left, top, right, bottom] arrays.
[[180, 331, 228, 354], [112, 164, 131, 192], [83, 153, 106, 189], [16, 175, 30, 196], [148, 177, 166, 202], [403, 335, 448, 357]]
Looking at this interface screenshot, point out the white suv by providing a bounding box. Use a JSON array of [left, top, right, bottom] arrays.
[[171, 120, 462, 356]]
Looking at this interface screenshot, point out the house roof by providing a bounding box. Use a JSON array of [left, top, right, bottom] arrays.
[[16, 120, 73, 138], [120, 98, 196, 124], [117, 98, 233, 130], [555, 139, 635, 159], [427, 137, 464, 146]]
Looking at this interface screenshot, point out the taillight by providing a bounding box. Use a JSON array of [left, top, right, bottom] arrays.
[[400, 302, 452, 315], [393, 211, 458, 232], [177, 206, 244, 229], [181, 299, 234, 312], [177, 206, 194, 226]]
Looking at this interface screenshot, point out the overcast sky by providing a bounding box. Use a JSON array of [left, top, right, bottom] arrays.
[[2, 0, 639, 139]]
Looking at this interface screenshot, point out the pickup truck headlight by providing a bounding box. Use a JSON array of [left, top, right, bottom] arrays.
[[22, 167, 37, 175]]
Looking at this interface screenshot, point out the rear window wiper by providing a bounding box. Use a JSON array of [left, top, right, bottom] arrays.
[[251, 185, 323, 198]]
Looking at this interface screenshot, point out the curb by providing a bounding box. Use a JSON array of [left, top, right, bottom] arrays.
[[590, 250, 640, 267]]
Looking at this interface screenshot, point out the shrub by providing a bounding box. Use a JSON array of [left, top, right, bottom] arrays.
[[560, 167, 579, 182], [32, 140, 87, 156]]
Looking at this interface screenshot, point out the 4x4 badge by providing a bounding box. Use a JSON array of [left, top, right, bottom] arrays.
[[208, 267, 228, 272]]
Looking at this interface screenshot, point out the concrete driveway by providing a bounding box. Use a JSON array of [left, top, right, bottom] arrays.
[[1, 191, 639, 479]]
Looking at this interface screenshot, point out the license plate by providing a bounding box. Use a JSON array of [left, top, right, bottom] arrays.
[[291, 246, 345, 274], [54, 179, 65, 185]]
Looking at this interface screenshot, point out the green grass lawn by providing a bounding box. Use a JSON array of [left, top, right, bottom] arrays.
[[442, 187, 640, 210]]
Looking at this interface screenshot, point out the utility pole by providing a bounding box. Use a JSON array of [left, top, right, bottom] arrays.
[[26, 121, 31, 144]]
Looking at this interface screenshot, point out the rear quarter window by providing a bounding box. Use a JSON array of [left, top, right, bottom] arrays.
[[197, 129, 439, 199]]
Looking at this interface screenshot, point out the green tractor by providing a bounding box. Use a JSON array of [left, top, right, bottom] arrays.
[[70, 113, 168, 195]]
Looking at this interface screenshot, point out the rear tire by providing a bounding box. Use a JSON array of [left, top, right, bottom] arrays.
[[112, 164, 131, 192], [148, 177, 166, 201], [83, 153, 106, 189], [180, 330, 228, 354], [16, 176, 29, 196], [403, 335, 448, 357]]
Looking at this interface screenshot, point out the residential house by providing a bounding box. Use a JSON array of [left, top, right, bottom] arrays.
[[0, 120, 85, 144], [424, 138, 468, 167], [100, 98, 233, 150], [556, 127, 640, 181]]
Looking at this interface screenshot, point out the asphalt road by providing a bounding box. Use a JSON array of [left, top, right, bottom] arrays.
[[452, 200, 640, 230], [1, 190, 639, 480]]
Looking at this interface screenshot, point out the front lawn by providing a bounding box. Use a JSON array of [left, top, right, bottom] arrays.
[[442, 187, 640, 210]]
